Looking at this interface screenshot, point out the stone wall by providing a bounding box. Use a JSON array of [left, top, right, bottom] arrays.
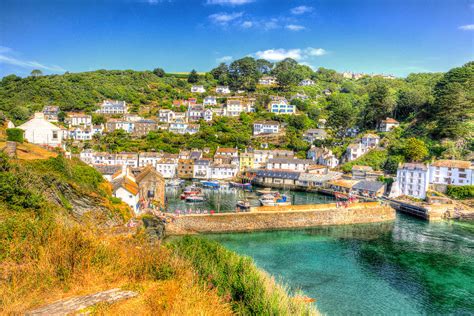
[[166, 202, 395, 235]]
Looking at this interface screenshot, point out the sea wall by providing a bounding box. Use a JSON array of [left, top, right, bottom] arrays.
[[166, 202, 395, 235]]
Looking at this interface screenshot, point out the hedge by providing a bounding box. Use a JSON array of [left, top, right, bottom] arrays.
[[446, 185, 474, 200], [6, 128, 24, 143]]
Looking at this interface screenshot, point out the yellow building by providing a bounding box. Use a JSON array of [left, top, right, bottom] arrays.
[[239, 151, 254, 171]]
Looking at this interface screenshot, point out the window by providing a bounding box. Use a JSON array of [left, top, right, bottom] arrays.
[[52, 131, 58, 140]]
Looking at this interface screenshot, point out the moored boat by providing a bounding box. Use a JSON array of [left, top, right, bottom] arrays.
[[236, 200, 251, 209], [185, 194, 206, 202], [256, 188, 278, 196], [200, 180, 220, 188], [230, 182, 252, 189], [259, 193, 291, 206]]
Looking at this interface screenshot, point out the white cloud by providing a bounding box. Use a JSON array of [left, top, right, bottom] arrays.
[[255, 48, 302, 61], [305, 47, 327, 56], [285, 24, 305, 31], [209, 12, 244, 24], [459, 24, 474, 30], [0, 46, 12, 54], [254, 47, 327, 61], [241, 20, 253, 28], [0, 54, 65, 72], [217, 55, 233, 63], [291, 5, 313, 15], [263, 19, 279, 30], [206, 0, 254, 5]]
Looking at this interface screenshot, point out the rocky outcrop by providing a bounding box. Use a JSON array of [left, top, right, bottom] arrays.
[[26, 288, 138, 315], [142, 216, 166, 241]]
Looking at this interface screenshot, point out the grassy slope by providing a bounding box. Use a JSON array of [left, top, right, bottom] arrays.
[[0, 148, 313, 315]]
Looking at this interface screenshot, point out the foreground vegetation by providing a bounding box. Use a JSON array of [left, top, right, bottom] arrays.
[[171, 236, 317, 315], [0, 152, 312, 314]]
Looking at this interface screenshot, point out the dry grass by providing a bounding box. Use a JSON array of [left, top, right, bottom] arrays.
[[0, 141, 57, 160], [0, 223, 232, 315]]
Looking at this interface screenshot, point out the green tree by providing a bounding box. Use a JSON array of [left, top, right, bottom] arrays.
[[210, 63, 229, 85], [30, 69, 43, 77], [153, 68, 165, 77], [327, 93, 358, 137], [272, 58, 303, 90], [187, 69, 199, 83], [432, 62, 474, 140], [256, 59, 273, 74], [362, 81, 395, 128], [403, 137, 429, 162], [228, 57, 259, 91]]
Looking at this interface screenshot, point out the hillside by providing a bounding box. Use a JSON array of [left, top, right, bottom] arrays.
[[0, 147, 315, 314], [0, 59, 472, 164]]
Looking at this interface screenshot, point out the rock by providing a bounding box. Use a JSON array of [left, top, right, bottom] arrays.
[[26, 288, 138, 315], [142, 216, 166, 241]]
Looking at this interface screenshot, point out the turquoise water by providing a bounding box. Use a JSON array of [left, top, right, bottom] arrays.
[[204, 214, 474, 315], [166, 186, 335, 213]]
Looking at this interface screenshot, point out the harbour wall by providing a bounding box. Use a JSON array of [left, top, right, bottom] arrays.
[[166, 202, 395, 235]]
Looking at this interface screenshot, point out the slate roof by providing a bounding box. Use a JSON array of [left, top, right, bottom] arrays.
[[352, 180, 385, 192], [256, 169, 301, 180]]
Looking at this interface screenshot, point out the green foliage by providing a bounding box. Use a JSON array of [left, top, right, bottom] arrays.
[[6, 128, 24, 143], [229, 57, 260, 91], [341, 149, 388, 172], [187, 69, 199, 83], [210, 63, 230, 85], [152, 68, 165, 77], [403, 137, 429, 162], [30, 69, 43, 77], [171, 236, 315, 315], [446, 185, 474, 200]]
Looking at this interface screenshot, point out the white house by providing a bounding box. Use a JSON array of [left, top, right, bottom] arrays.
[[346, 143, 367, 161], [158, 109, 176, 123], [191, 85, 206, 93], [429, 160, 473, 186], [68, 127, 93, 141], [268, 97, 296, 115], [253, 121, 280, 136], [303, 129, 327, 143], [215, 147, 239, 158], [65, 113, 92, 127], [187, 104, 213, 122], [299, 79, 315, 86], [253, 149, 294, 168], [42, 106, 60, 122], [193, 159, 212, 179], [18, 113, 63, 147], [266, 158, 314, 172], [156, 158, 177, 178], [378, 118, 400, 132], [96, 100, 128, 115], [396, 163, 430, 199], [111, 167, 140, 214], [216, 86, 230, 94], [224, 98, 254, 117], [307, 146, 339, 168], [361, 133, 380, 148], [210, 164, 239, 180], [106, 120, 134, 133], [259, 76, 277, 86], [203, 96, 217, 106]]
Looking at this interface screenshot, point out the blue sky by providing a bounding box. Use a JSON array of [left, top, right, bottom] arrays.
[[0, 0, 473, 78]]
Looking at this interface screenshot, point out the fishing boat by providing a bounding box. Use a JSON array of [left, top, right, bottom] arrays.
[[255, 187, 278, 196], [185, 194, 206, 203], [229, 182, 252, 189], [236, 200, 251, 209], [180, 185, 202, 199], [259, 193, 291, 206], [200, 180, 220, 189]]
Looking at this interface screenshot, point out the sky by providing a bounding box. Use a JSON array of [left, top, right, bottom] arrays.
[[0, 0, 473, 78]]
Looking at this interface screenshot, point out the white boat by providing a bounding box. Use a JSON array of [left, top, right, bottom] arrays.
[[185, 194, 206, 203], [256, 188, 278, 196], [167, 179, 184, 187], [259, 194, 291, 206]]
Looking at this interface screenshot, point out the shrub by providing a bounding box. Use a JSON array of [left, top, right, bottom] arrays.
[[446, 185, 474, 200], [6, 128, 24, 143]]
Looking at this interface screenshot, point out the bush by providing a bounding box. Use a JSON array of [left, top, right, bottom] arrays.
[[446, 185, 474, 200], [6, 128, 24, 143]]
